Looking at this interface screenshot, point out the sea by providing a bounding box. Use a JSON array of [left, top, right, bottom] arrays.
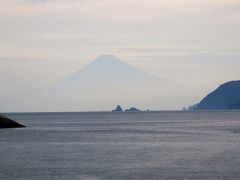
[[1, 111, 240, 180]]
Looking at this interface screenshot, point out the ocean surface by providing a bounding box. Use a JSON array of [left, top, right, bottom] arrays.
[[1, 111, 240, 180]]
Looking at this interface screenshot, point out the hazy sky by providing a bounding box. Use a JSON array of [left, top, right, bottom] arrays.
[[0, 0, 240, 99]]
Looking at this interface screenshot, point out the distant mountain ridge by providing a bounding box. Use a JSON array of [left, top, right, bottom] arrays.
[[194, 80, 240, 110]]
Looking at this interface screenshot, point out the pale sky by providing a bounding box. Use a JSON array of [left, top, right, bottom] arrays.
[[0, 0, 240, 108]]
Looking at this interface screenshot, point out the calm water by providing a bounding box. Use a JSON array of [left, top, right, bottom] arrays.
[[1, 111, 240, 180]]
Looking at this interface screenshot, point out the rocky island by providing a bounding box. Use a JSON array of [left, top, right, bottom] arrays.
[[112, 105, 142, 112], [0, 114, 25, 128], [112, 105, 123, 112], [125, 107, 141, 112]]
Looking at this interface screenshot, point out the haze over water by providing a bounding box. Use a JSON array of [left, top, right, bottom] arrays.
[[1, 111, 240, 180]]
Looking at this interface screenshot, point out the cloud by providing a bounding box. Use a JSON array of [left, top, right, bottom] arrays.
[[1, 0, 240, 17]]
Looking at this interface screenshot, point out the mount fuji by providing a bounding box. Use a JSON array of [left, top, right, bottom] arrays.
[[52, 55, 160, 88], [3, 55, 194, 112]]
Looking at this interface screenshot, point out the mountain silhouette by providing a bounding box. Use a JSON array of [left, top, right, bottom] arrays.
[[3, 55, 194, 112], [61, 55, 158, 84]]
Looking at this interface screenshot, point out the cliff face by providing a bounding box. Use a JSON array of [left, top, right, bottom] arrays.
[[196, 80, 240, 110], [0, 115, 25, 128]]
